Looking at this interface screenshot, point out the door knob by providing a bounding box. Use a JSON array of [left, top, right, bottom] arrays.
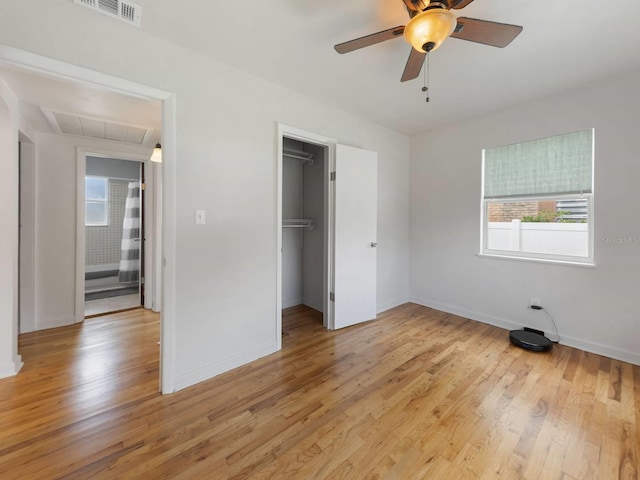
[[370, 242, 378, 248]]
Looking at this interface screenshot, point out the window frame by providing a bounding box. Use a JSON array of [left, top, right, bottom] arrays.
[[85, 176, 109, 227], [480, 130, 595, 267]]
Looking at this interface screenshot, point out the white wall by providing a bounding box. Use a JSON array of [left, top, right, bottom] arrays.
[[282, 151, 304, 308], [0, 0, 411, 390], [29, 132, 150, 331], [302, 143, 325, 312], [0, 75, 22, 377], [410, 70, 640, 366]]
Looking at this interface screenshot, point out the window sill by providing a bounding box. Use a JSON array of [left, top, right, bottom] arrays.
[[477, 252, 595, 268]]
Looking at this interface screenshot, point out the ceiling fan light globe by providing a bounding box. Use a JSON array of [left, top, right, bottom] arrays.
[[403, 9, 457, 53]]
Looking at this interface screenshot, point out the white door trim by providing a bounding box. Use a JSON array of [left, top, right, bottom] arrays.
[[18, 135, 36, 334], [0, 45, 177, 393], [276, 124, 336, 344]]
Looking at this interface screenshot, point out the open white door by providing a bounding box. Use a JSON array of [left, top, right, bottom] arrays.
[[332, 144, 377, 329]]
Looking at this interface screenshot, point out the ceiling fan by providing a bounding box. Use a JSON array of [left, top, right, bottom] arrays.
[[334, 0, 523, 82]]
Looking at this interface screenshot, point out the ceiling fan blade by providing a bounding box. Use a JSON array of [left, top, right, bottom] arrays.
[[335, 26, 405, 54], [401, 48, 426, 82], [450, 0, 476, 9], [450, 17, 523, 47], [402, 0, 430, 12]]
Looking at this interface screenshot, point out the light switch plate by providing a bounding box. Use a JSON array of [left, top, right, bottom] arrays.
[[195, 209, 206, 225]]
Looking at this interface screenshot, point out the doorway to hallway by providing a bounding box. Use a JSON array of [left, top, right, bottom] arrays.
[[84, 156, 144, 317]]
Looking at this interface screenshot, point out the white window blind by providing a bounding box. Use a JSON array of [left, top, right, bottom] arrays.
[[483, 129, 593, 199]]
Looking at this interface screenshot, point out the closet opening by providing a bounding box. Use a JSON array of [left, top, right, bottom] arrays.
[[281, 136, 329, 333], [277, 124, 378, 338]]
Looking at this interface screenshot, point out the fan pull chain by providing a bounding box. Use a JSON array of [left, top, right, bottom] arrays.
[[421, 53, 430, 103]]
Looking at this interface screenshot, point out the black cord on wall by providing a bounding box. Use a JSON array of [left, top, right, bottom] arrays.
[[530, 305, 560, 343]]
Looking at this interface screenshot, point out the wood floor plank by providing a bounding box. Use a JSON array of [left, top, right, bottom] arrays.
[[0, 304, 638, 479]]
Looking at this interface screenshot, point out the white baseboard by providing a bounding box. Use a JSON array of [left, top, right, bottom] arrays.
[[410, 296, 640, 367], [36, 316, 78, 331], [377, 297, 411, 315], [284, 297, 408, 316], [282, 297, 302, 309], [302, 297, 323, 312], [283, 298, 324, 312], [0, 355, 23, 379], [173, 341, 279, 393], [557, 334, 640, 366]]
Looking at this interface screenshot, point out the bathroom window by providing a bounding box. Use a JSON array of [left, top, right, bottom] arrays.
[[85, 176, 109, 226]]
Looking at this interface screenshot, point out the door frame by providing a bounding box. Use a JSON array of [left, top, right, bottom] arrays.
[[75, 150, 154, 321], [276, 124, 336, 344], [18, 133, 36, 334], [0, 45, 177, 393]]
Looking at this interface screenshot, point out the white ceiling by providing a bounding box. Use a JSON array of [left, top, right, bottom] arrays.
[[0, 65, 161, 146], [3, 0, 640, 138], [139, 0, 640, 135]]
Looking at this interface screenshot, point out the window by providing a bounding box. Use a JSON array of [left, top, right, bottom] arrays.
[[85, 176, 108, 226], [481, 129, 594, 265]]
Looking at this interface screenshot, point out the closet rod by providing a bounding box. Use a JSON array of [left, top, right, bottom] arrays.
[[283, 148, 314, 164], [283, 218, 315, 230]]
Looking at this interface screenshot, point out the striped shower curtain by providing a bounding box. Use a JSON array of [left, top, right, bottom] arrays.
[[118, 181, 140, 283]]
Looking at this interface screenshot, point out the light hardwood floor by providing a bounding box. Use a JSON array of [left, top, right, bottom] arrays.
[[1, 304, 638, 479]]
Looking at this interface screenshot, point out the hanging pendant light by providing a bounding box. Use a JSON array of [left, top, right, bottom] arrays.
[[150, 143, 162, 163], [404, 7, 457, 53]]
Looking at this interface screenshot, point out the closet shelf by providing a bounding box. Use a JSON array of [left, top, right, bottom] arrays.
[[283, 148, 314, 165], [283, 218, 315, 231]]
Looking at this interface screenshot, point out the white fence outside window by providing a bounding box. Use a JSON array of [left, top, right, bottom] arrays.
[[487, 220, 589, 257]]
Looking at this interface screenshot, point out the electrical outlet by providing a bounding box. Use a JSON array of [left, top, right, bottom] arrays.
[[530, 297, 542, 308]]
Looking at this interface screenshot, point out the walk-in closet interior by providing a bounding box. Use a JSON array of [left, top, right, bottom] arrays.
[[282, 138, 327, 318]]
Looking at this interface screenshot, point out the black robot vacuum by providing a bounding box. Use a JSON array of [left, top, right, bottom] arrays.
[[509, 329, 552, 352]]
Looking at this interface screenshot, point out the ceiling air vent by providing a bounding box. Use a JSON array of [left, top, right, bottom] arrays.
[[74, 0, 142, 28], [41, 108, 155, 146]]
